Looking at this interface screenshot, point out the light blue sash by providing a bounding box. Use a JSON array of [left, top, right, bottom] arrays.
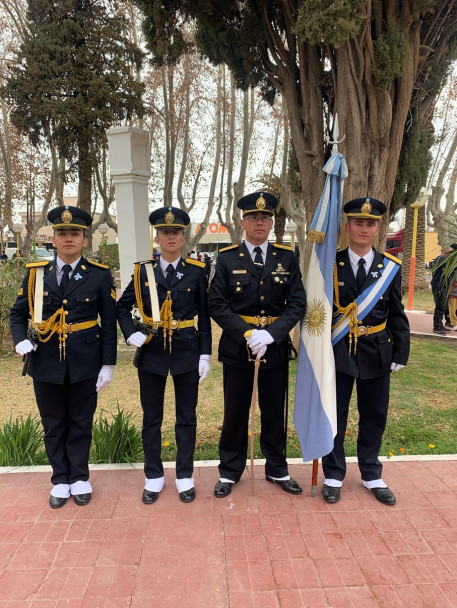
[[331, 256, 400, 346]]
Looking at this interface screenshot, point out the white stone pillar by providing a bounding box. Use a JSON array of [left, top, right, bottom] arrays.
[[107, 127, 151, 291]]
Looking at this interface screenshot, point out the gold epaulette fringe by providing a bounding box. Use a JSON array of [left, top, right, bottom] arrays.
[[307, 230, 325, 244]]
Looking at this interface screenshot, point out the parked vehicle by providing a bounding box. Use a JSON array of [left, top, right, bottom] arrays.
[[4, 247, 55, 261], [385, 228, 404, 259]]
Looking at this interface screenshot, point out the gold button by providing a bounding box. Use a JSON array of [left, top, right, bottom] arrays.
[[236, 281, 240, 285], [187, 288, 191, 292], [85, 298, 89, 302], [261, 310, 265, 314], [65, 311, 69, 315], [236, 287, 241, 292], [62, 299, 67, 304], [260, 281, 264, 285], [260, 296, 264, 301]]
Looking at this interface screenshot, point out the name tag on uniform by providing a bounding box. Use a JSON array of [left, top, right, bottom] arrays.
[[338, 282, 344, 286], [232, 269, 247, 274]]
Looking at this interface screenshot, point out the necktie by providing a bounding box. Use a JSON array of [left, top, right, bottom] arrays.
[[60, 264, 72, 294], [166, 263, 174, 285], [253, 246, 264, 267], [356, 258, 366, 292]]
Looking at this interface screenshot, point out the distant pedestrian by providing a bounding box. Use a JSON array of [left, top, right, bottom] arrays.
[[431, 244, 457, 335]]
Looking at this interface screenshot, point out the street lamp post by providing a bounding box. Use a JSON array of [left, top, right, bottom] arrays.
[[98, 223, 109, 264], [12, 222, 23, 266], [286, 220, 297, 251], [406, 190, 427, 311]]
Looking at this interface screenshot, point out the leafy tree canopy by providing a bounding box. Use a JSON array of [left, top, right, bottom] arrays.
[[3, 0, 145, 173]]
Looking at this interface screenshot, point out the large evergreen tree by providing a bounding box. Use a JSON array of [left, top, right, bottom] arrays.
[[135, 0, 457, 249], [3, 0, 144, 217]]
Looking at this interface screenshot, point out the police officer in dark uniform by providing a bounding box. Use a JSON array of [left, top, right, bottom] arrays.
[[322, 198, 410, 506], [117, 207, 211, 504], [208, 192, 306, 498], [10, 206, 117, 508]]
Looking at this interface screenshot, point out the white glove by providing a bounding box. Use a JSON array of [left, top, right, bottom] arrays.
[[246, 329, 274, 355], [96, 365, 114, 392], [127, 331, 147, 347], [15, 339, 36, 355], [198, 357, 211, 384], [390, 362, 405, 372], [255, 345, 267, 359]]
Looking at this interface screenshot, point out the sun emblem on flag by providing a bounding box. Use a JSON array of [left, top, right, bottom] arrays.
[[303, 299, 326, 336]]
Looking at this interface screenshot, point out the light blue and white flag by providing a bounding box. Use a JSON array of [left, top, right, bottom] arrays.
[[293, 152, 348, 462]]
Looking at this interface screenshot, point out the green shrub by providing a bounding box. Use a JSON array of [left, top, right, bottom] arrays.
[[0, 414, 48, 466], [91, 406, 143, 464], [0, 260, 27, 353]]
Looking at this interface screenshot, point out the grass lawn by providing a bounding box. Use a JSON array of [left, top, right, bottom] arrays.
[[1, 331, 456, 463]]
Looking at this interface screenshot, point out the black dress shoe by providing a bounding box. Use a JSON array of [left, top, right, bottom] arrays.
[[49, 495, 68, 509], [179, 488, 196, 503], [322, 484, 341, 504], [73, 493, 91, 506], [369, 486, 396, 505], [142, 489, 159, 504], [214, 480, 236, 498], [265, 476, 303, 495]]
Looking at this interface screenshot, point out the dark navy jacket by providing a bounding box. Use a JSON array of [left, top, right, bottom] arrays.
[[208, 242, 306, 369], [10, 257, 117, 384], [333, 248, 410, 379], [117, 257, 211, 376]]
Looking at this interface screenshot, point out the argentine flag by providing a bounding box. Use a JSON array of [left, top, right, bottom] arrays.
[[293, 153, 348, 462]]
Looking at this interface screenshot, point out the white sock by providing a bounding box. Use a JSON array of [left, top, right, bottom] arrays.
[[361, 479, 387, 489], [324, 478, 343, 488], [70, 480, 92, 495], [50, 484, 70, 498], [176, 478, 194, 493], [145, 476, 164, 492]]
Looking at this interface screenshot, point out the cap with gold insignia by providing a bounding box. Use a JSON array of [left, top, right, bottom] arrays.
[[48, 205, 92, 230], [343, 197, 387, 220], [149, 206, 190, 230], [237, 191, 278, 216]]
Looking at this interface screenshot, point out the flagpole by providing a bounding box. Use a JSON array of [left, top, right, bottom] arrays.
[[311, 459, 318, 496]]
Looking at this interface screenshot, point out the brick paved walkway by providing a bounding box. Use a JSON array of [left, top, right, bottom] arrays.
[[1, 310, 456, 607], [1, 459, 457, 607]]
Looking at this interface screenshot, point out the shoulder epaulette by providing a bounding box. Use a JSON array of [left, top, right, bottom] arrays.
[[25, 260, 49, 268], [273, 243, 293, 251], [87, 259, 109, 269], [219, 244, 239, 253], [384, 252, 402, 265], [185, 258, 205, 268]]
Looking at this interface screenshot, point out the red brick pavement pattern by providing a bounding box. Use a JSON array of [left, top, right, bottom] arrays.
[[1, 461, 457, 607]]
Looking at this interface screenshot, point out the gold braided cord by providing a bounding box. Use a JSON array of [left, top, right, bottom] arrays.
[[134, 263, 176, 351], [331, 263, 359, 355], [160, 294, 173, 353], [27, 267, 68, 359], [133, 263, 155, 345]]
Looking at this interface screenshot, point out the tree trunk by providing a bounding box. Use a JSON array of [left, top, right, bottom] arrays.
[[78, 138, 92, 250]]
